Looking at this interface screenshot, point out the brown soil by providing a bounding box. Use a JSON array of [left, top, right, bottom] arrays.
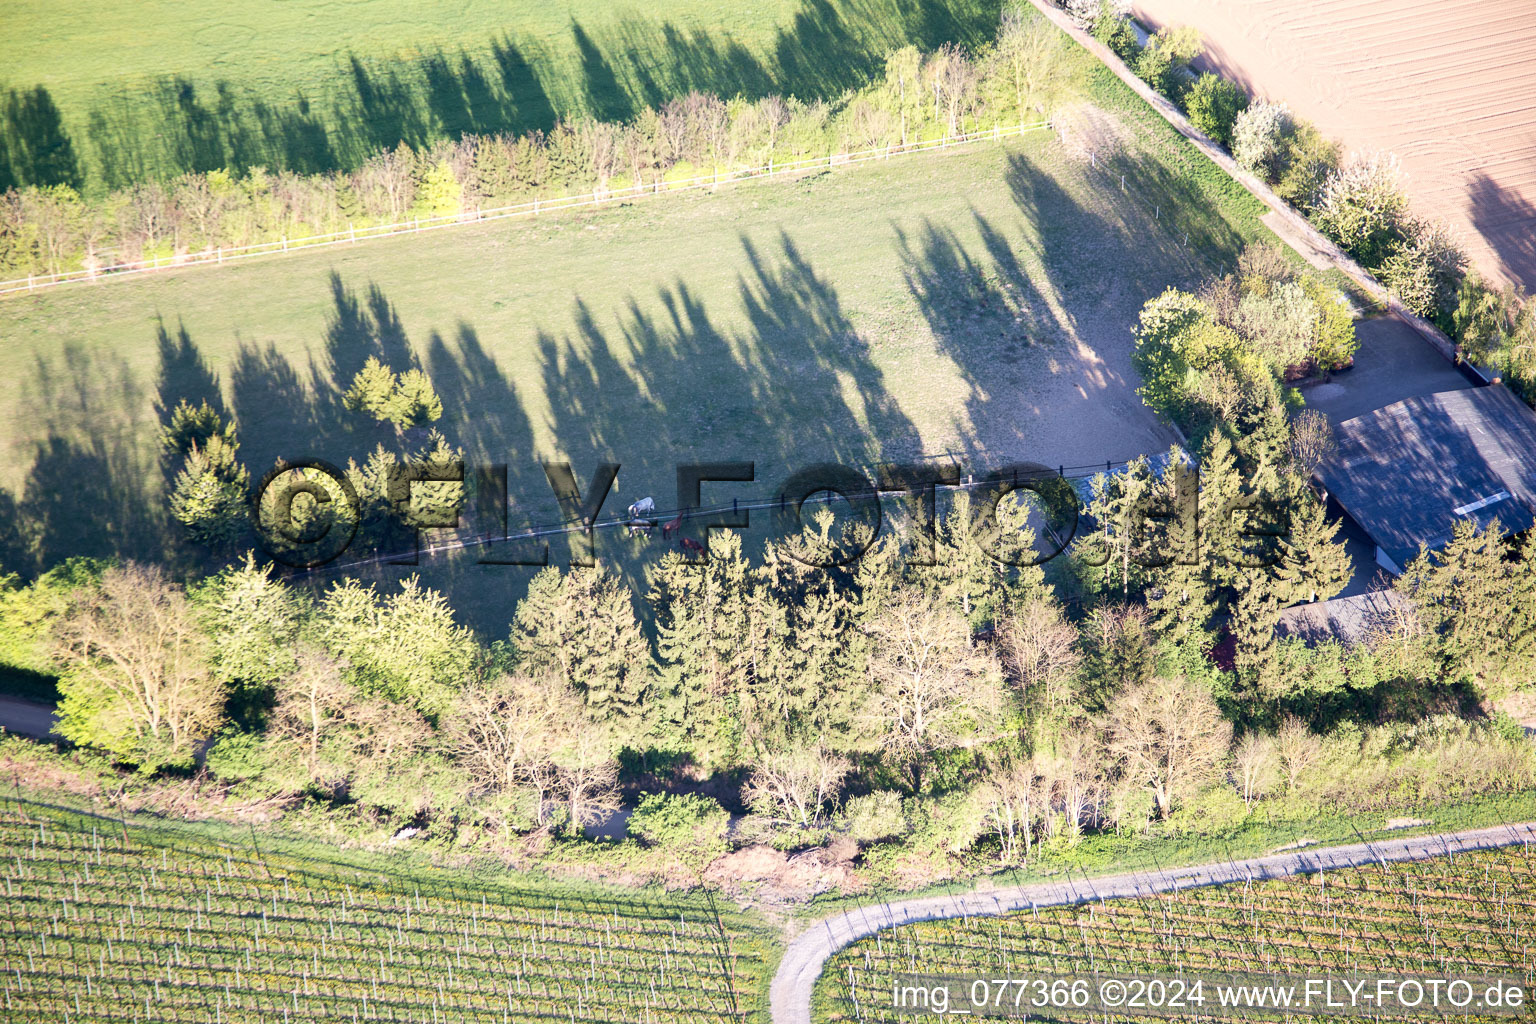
[[1131, 0, 1536, 290]]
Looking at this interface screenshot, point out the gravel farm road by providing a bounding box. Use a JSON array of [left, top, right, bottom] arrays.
[[771, 821, 1536, 1024]]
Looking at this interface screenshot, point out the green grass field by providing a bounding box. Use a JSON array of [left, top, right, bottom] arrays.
[[0, 0, 1001, 191], [0, 796, 777, 1023], [0, 63, 1271, 633], [816, 844, 1536, 1022]]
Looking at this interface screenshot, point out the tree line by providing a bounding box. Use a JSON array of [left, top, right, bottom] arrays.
[[0, 6, 1077, 282], [4, 371, 1532, 883]]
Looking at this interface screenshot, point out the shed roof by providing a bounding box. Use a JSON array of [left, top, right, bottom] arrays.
[[1275, 590, 1410, 647], [1318, 385, 1536, 570]]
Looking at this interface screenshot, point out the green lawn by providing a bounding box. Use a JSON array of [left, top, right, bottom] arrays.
[[0, 62, 1271, 634], [1, 795, 777, 1023], [1, 0, 1001, 191]]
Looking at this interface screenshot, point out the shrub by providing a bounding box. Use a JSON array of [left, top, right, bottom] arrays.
[[1063, 0, 1123, 29], [843, 790, 909, 843], [628, 792, 731, 869], [1087, 2, 1141, 62], [1134, 26, 1202, 98], [1452, 273, 1536, 395], [1231, 100, 1290, 179], [1234, 280, 1318, 372], [1184, 73, 1247, 147], [1311, 153, 1410, 268], [1299, 275, 1358, 369], [1273, 120, 1339, 210]]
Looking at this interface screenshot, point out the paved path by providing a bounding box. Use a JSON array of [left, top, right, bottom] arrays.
[[0, 696, 59, 739], [770, 821, 1536, 1023]]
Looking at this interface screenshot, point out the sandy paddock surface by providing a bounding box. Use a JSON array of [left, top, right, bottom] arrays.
[[1131, 0, 1536, 291]]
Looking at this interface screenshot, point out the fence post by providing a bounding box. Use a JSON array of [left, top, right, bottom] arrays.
[[281, 236, 287, 252], [28, 274, 34, 292], [349, 223, 355, 244]]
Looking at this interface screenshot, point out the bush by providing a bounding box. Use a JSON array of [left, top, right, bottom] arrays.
[[1299, 275, 1358, 370], [1273, 120, 1339, 210], [1231, 100, 1290, 179], [843, 790, 909, 843], [1088, 3, 1141, 62], [1134, 25, 1202, 98], [628, 793, 730, 868], [1311, 153, 1410, 267], [1184, 73, 1247, 147], [1452, 273, 1536, 395]]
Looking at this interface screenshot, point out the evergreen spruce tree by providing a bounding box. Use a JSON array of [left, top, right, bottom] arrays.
[[646, 532, 756, 770], [1230, 568, 1284, 699], [389, 368, 444, 428], [161, 398, 233, 457], [1144, 559, 1217, 649], [342, 357, 398, 420], [512, 566, 652, 738], [166, 408, 250, 548], [1274, 489, 1352, 605], [1078, 457, 1156, 598], [1198, 432, 1251, 594], [194, 553, 306, 688], [758, 512, 868, 749], [1397, 520, 1536, 694]]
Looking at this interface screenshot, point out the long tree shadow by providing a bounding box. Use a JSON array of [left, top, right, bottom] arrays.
[[1465, 170, 1536, 293], [5, 343, 164, 573], [2, 237, 919, 632], [892, 147, 1252, 471], [527, 231, 921, 579], [36, 0, 1002, 191], [0, 85, 80, 190]]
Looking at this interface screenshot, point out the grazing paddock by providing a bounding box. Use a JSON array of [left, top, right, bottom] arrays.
[[0, 79, 1271, 630], [0, 0, 1002, 190], [1132, 0, 1536, 291]]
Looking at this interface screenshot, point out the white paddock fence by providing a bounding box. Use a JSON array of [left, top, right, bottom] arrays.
[[0, 121, 1051, 298]]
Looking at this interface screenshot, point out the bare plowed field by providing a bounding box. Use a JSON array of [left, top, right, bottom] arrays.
[[1132, 0, 1536, 290]]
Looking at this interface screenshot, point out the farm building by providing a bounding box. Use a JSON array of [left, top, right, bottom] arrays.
[[1315, 385, 1536, 575]]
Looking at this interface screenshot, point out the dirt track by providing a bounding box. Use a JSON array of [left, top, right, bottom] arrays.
[[1131, 0, 1536, 291], [770, 820, 1536, 1024]]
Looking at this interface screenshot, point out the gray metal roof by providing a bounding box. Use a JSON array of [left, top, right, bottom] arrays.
[[1318, 385, 1536, 571], [1275, 590, 1410, 646]]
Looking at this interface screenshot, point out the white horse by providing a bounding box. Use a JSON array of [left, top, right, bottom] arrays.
[[627, 497, 655, 519]]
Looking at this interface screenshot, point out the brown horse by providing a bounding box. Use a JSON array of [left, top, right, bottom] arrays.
[[680, 536, 705, 555], [661, 514, 683, 540]]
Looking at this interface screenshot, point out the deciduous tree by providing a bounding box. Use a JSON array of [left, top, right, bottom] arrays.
[[55, 564, 224, 768], [1105, 675, 1230, 818]]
